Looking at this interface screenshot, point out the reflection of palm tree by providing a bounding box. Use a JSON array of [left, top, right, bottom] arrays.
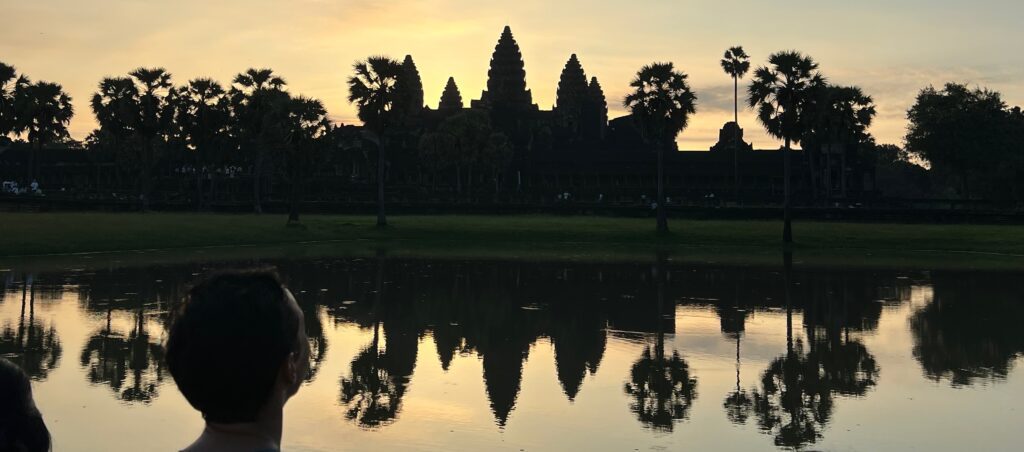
[[0, 282, 62, 380], [80, 308, 165, 403], [750, 253, 879, 448], [339, 255, 415, 428], [624, 254, 697, 431], [339, 323, 404, 427], [723, 333, 752, 424]]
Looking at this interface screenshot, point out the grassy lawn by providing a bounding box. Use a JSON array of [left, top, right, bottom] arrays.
[[0, 212, 1021, 269]]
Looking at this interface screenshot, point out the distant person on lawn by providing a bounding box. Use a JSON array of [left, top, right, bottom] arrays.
[[0, 358, 52, 452], [166, 271, 310, 452]]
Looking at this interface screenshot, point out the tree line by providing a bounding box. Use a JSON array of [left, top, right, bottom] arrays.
[[3, 50, 1023, 234]]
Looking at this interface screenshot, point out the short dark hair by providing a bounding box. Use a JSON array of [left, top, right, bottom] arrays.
[[0, 358, 51, 452], [166, 270, 300, 424]]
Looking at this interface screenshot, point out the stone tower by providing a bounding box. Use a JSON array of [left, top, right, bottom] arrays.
[[474, 26, 535, 111], [585, 77, 608, 139], [556, 54, 589, 112], [438, 76, 463, 112], [395, 55, 424, 115]]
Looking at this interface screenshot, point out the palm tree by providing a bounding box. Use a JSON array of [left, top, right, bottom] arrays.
[[624, 63, 698, 234], [177, 78, 230, 210], [0, 62, 24, 139], [281, 95, 331, 225], [229, 68, 288, 214], [721, 47, 751, 202], [721, 47, 751, 125], [347, 56, 404, 228], [14, 80, 74, 182], [748, 51, 825, 244], [129, 68, 176, 209]]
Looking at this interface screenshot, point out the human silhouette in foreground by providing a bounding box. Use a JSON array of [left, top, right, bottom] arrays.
[[166, 271, 310, 452], [0, 357, 51, 452]]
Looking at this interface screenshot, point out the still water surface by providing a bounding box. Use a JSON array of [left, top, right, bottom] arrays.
[[2, 254, 1022, 451]]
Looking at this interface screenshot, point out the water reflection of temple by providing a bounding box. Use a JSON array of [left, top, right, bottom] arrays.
[[1, 258, 1021, 447]]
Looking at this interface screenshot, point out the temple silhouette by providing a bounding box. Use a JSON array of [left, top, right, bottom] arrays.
[[386, 26, 871, 203], [0, 26, 876, 206]]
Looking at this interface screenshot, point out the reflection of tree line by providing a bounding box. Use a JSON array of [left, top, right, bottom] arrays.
[[910, 273, 1024, 387], [0, 279, 62, 380], [1, 260, 1021, 446]]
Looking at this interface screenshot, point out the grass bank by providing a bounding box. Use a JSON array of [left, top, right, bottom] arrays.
[[0, 212, 1021, 269]]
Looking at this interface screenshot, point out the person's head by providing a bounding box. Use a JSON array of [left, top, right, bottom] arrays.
[[0, 358, 51, 452], [166, 270, 309, 424]]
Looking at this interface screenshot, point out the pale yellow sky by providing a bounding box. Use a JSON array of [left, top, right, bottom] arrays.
[[2, 0, 1022, 149]]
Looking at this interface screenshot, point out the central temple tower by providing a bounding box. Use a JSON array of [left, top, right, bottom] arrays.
[[473, 26, 537, 111]]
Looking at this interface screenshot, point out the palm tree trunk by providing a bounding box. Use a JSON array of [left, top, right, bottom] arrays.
[[376, 139, 387, 227], [733, 76, 739, 125], [253, 149, 263, 214], [734, 76, 741, 204], [656, 139, 668, 234], [783, 251, 793, 353], [783, 137, 793, 244]]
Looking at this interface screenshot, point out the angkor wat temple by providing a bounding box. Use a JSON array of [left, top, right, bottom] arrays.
[[394, 26, 874, 204], [0, 26, 875, 207]]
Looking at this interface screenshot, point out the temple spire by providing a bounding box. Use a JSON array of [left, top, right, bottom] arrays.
[[439, 76, 463, 111], [556, 54, 589, 112], [588, 76, 608, 138], [475, 26, 534, 110], [395, 54, 424, 115]]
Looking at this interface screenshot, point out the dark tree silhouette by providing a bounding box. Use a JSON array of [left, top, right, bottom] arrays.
[[748, 51, 825, 243], [13, 80, 74, 182], [803, 85, 876, 200], [281, 95, 331, 225], [175, 78, 231, 210], [91, 68, 176, 209], [0, 283, 62, 380], [624, 63, 698, 234], [348, 56, 404, 228], [721, 46, 751, 125], [905, 83, 1021, 200], [910, 274, 1024, 386], [228, 68, 289, 214], [720, 46, 751, 201], [0, 62, 26, 139]]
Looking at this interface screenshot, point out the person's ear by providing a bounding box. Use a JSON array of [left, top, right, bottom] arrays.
[[282, 351, 301, 386]]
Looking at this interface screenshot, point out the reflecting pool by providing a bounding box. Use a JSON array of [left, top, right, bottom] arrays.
[[2, 253, 1022, 451]]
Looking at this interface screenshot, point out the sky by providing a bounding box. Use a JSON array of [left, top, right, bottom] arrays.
[[2, 0, 1023, 150]]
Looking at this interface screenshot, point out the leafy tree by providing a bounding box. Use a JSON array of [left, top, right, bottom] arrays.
[[229, 68, 289, 213], [748, 51, 825, 243], [720, 46, 751, 125], [905, 83, 1022, 199], [176, 78, 231, 209], [348, 56, 404, 227], [14, 80, 74, 182], [624, 62, 698, 234]]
